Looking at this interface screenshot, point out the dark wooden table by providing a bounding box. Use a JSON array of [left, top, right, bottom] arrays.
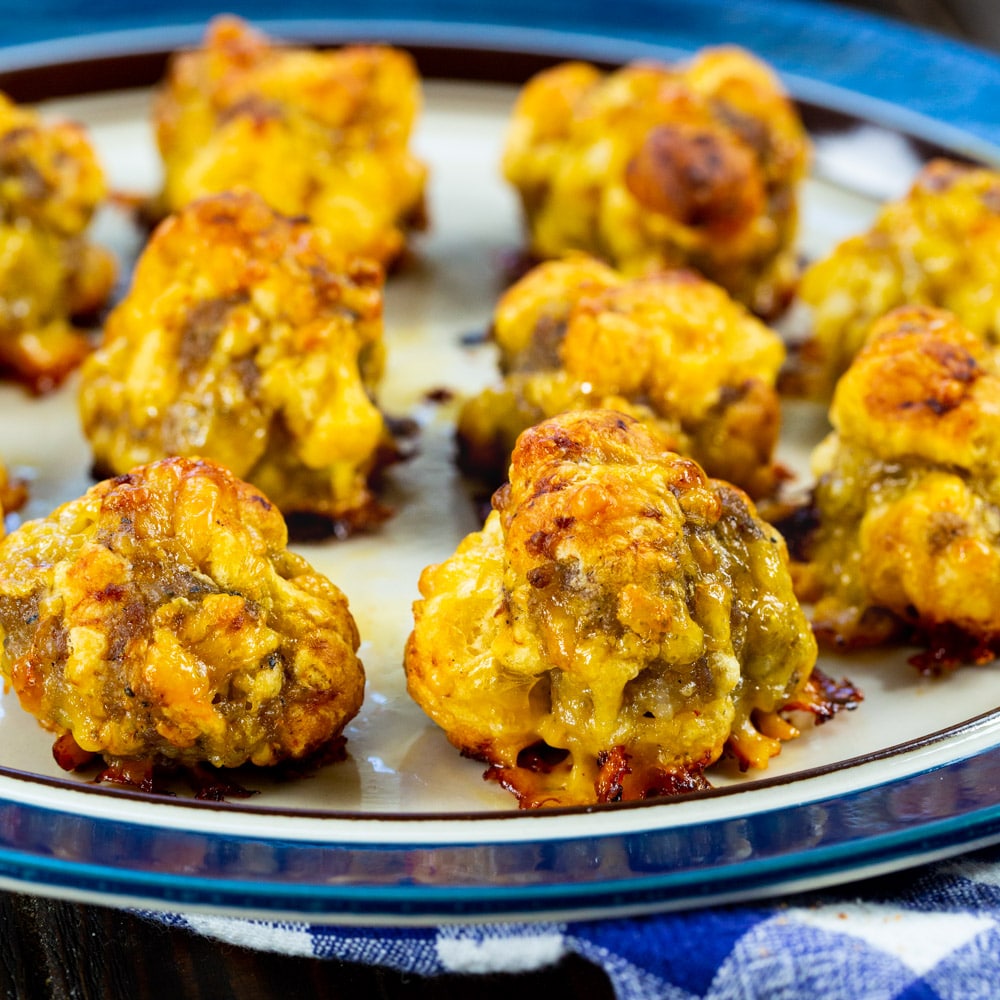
[[0, 892, 615, 998], [0, 2, 992, 997]]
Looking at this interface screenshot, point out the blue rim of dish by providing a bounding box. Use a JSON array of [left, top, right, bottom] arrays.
[[1, 743, 1000, 919], [0, 1, 999, 156], [0, 1, 999, 919]]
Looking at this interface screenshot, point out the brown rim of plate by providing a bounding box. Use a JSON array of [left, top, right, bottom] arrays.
[[0, 703, 995, 822]]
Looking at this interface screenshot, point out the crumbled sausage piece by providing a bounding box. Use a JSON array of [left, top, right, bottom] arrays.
[[458, 258, 785, 498], [0, 456, 364, 775], [795, 305, 1000, 667], [79, 189, 391, 532], [0, 92, 115, 391], [502, 48, 810, 317], [152, 15, 427, 266], [799, 160, 1000, 396], [408, 410, 825, 808]]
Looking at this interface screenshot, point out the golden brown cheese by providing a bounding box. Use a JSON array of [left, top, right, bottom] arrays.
[[78, 189, 390, 532], [407, 409, 820, 808], [153, 15, 427, 265], [0, 457, 364, 775], [799, 159, 1000, 396], [501, 48, 810, 316], [0, 92, 115, 391], [0, 457, 26, 528], [458, 257, 785, 499], [799, 305, 1000, 664]]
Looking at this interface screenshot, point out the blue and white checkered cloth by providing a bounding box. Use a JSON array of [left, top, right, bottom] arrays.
[[149, 842, 1000, 999]]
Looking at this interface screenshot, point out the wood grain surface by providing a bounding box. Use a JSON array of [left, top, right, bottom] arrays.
[[0, 892, 615, 999]]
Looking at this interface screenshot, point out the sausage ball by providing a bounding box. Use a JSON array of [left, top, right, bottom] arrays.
[[0, 92, 115, 391], [407, 410, 825, 808], [0, 458, 26, 524], [799, 159, 1000, 395], [795, 305, 1000, 666], [78, 189, 390, 532], [458, 257, 785, 499], [152, 15, 427, 266], [501, 48, 810, 317], [0, 457, 365, 781]]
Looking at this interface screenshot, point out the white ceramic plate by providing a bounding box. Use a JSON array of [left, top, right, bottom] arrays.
[[2, 18, 1000, 925]]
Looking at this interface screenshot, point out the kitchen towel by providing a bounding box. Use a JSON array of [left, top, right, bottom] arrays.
[[148, 840, 1000, 1000]]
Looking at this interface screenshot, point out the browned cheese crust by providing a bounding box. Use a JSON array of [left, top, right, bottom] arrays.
[[0, 92, 115, 391], [153, 15, 427, 265], [798, 159, 1000, 396], [458, 257, 785, 499], [501, 48, 811, 317], [78, 189, 390, 531], [799, 305, 1000, 667], [407, 409, 819, 808], [0, 457, 26, 525], [0, 457, 364, 773]]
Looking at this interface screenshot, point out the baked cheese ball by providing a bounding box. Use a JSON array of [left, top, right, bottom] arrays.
[[407, 409, 823, 808], [796, 305, 1000, 665], [79, 189, 390, 533], [153, 15, 427, 266], [799, 159, 1000, 396], [458, 258, 785, 499], [0, 92, 115, 391], [0, 458, 26, 524], [0, 457, 364, 780], [501, 48, 811, 316]]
